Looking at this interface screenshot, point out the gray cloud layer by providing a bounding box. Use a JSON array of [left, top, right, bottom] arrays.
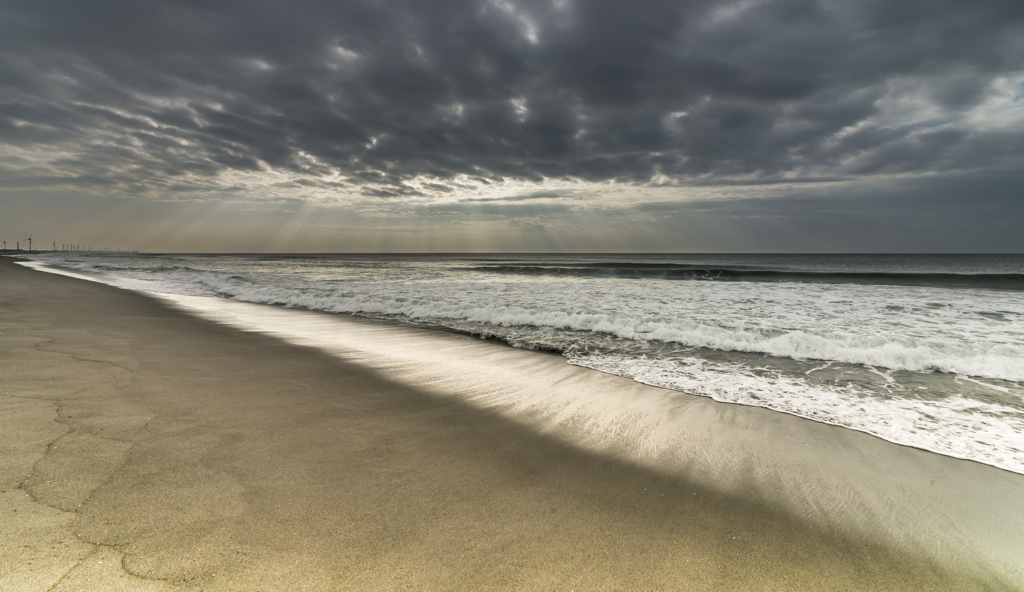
[[2, 0, 1023, 197]]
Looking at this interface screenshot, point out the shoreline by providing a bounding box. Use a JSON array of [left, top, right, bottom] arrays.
[[1, 257, 1020, 590], [18, 256, 1024, 476]]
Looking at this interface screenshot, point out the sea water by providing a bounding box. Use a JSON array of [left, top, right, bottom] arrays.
[[21, 252, 1024, 474]]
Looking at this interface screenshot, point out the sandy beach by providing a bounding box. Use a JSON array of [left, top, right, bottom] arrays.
[[0, 256, 1019, 591]]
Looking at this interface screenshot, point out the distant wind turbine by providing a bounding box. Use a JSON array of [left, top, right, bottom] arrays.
[[52, 240, 56, 251], [27, 233, 32, 251]]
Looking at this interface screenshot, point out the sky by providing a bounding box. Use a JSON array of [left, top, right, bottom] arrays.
[[1, 0, 1023, 252]]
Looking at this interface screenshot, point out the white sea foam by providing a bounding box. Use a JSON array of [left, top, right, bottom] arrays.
[[60, 261, 1024, 381], [21, 252, 1024, 474], [571, 353, 1024, 474]]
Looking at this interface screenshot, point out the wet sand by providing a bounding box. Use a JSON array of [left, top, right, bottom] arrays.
[[0, 257, 1017, 591]]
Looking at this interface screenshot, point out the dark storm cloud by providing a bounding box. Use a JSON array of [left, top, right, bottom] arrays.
[[1, 0, 1022, 196]]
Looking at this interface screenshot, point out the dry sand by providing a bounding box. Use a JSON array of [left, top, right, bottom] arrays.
[[0, 257, 1016, 590]]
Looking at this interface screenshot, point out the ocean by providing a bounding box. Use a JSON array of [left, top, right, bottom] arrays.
[[19, 252, 1024, 474]]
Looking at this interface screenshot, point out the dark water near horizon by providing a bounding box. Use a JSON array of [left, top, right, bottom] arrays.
[[18, 252, 1024, 474]]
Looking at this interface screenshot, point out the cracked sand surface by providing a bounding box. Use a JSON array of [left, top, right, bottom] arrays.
[[0, 325, 170, 590]]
